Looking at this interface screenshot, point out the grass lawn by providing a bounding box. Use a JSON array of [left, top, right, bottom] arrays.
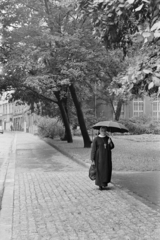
[[48, 134, 160, 171]]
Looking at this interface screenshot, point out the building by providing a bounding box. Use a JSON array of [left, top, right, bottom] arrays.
[[122, 96, 160, 121], [0, 92, 159, 133], [13, 103, 38, 134], [0, 93, 38, 133], [96, 96, 160, 122], [0, 92, 13, 130]]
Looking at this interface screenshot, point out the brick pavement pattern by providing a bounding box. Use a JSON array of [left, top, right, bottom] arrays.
[[2, 133, 160, 240], [12, 170, 160, 240]]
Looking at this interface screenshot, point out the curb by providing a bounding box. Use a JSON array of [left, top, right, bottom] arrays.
[[0, 156, 10, 211], [43, 137, 160, 213], [43, 138, 90, 169], [0, 133, 17, 240], [42, 138, 117, 189]]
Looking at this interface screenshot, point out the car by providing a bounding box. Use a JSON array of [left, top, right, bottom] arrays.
[[0, 126, 4, 134]]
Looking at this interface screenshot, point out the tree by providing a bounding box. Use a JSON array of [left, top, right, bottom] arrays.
[[0, 70, 73, 142], [1, 0, 134, 147], [91, 49, 127, 121], [79, 0, 160, 99], [0, 0, 93, 146]]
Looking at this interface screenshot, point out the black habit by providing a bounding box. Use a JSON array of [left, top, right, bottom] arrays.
[[90, 135, 114, 187]]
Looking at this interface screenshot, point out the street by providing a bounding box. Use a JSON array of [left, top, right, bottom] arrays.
[[112, 171, 160, 211], [0, 132, 160, 240]]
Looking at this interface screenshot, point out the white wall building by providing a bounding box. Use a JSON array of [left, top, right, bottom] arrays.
[[0, 92, 38, 133], [0, 92, 13, 130]]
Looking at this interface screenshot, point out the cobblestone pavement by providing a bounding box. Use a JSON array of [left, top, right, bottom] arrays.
[[1, 132, 160, 240], [12, 171, 160, 240]]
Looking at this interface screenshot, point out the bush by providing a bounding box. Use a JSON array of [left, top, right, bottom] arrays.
[[124, 121, 147, 134], [37, 117, 65, 139], [119, 118, 160, 135], [154, 127, 160, 134], [129, 114, 151, 124], [152, 123, 160, 134], [73, 127, 82, 136]]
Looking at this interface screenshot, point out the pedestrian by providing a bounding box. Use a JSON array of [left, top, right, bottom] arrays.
[[90, 126, 114, 190]]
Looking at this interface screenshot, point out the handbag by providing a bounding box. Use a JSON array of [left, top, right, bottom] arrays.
[[89, 164, 96, 180]]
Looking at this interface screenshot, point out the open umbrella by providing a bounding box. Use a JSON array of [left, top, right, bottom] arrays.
[[92, 120, 128, 133]]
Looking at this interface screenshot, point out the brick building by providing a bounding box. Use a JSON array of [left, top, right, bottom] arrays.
[[96, 96, 160, 122]]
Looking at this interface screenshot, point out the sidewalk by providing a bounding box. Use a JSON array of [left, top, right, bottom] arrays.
[[0, 132, 16, 239], [0, 132, 160, 240], [44, 135, 160, 171]]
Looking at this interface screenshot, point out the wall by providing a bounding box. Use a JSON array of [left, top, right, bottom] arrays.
[[145, 96, 152, 118], [97, 96, 160, 122]]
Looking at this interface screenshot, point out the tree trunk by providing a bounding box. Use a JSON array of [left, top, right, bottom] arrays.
[[61, 96, 70, 141], [110, 98, 116, 116], [115, 99, 123, 121], [54, 91, 73, 143], [69, 84, 91, 148]]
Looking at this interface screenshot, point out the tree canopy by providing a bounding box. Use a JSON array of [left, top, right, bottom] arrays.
[[78, 0, 160, 98], [1, 0, 160, 144], [1, 0, 125, 145], [0, 0, 125, 115]]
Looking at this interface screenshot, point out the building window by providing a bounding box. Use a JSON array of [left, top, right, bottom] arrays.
[[152, 100, 160, 121], [133, 98, 144, 117]]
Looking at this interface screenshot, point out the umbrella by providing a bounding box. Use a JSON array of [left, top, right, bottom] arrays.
[[92, 120, 128, 133]]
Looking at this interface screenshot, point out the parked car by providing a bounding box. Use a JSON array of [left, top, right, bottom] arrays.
[[0, 126, 4, 134]]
